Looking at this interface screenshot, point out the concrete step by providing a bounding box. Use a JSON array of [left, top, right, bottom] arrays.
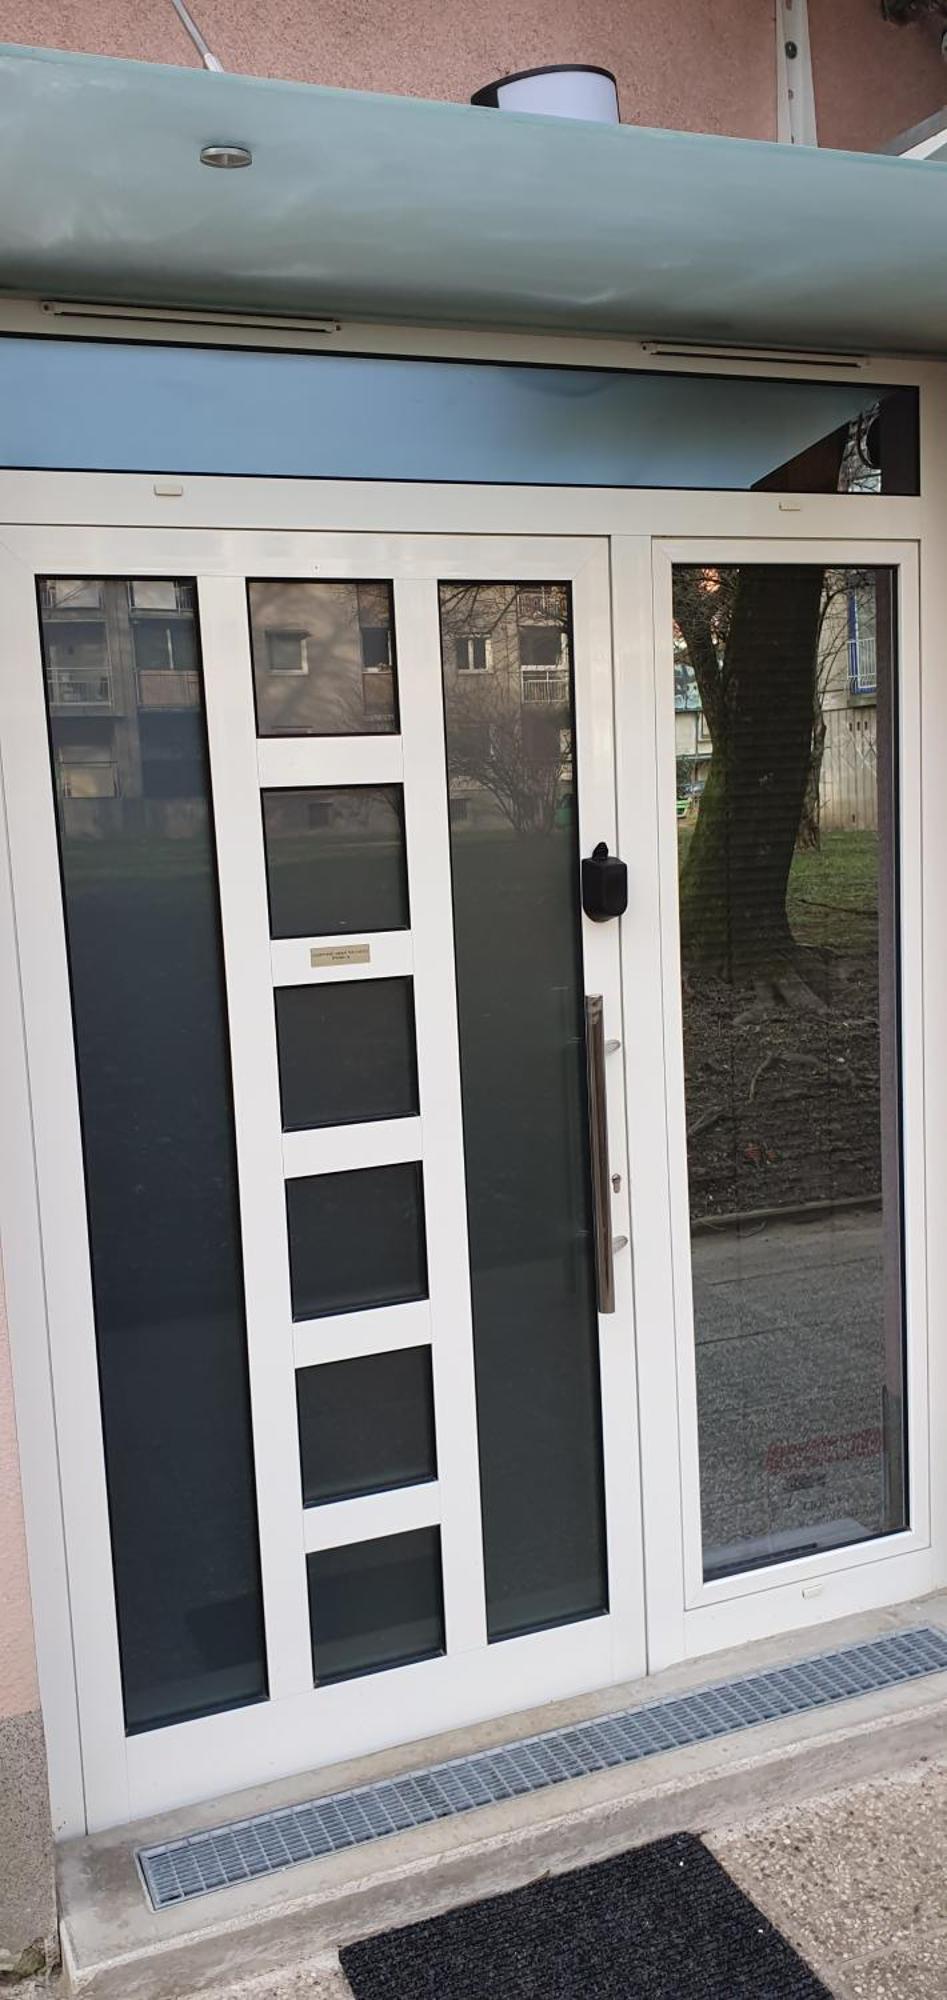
[[59, 1593, 947, 1999]]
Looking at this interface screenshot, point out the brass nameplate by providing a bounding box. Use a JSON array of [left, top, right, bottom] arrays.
[[310, 942, 371, 968]]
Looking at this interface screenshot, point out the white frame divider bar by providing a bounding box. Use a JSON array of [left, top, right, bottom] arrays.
[[197, 575, 315, 1700]]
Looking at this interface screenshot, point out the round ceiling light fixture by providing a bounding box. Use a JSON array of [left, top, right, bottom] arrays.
[[200, 142, 253, 168]]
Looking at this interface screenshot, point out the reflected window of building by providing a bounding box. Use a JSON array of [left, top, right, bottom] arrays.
[[454, 634, 494, 673], [265, 628, 309, 677]]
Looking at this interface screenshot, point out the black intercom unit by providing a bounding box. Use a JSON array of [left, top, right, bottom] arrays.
[[581, 842, 628, 922]]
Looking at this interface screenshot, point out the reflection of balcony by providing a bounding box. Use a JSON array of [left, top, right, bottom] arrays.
[[848, 633, 877, 696], [40, 580, 105, 613], [522, 667, 570, 706], [136, 670, 201, 709], [46, 667, 113, 708], [517, 586, 565, 622]]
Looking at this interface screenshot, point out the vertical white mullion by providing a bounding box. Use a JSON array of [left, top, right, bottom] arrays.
[[613, 536, 689, 1672], [571, 544, 645, 1682], [894, 546, 929, 1550], [394, 575, 487, 1655], [197, 575, 312, 1700]]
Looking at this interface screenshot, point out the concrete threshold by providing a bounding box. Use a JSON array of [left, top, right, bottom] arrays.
[[59, 1592, 947, 1999]]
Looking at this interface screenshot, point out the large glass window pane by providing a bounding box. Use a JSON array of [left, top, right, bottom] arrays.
[[248, 580, 397, 736], [286, 1163, 428, 1320], [4, 338, 918, 494], [438, 582, 608, 1641], [38, 576, 266, 1733], [307, 1528, 445, 1684], [673, 563, 905, 1578], [275, 978, 418, 1131], [297, 1348, 436, 1506], [262, 786, 409, 939]]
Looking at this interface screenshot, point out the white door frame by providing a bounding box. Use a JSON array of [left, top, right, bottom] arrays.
[[0, 516, 641, 1833], [1, 473, 944, 1842], [626, 532, 935, 1672]]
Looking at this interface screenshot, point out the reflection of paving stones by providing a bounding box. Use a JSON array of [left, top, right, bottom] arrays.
[[690, 1213, 893, 1563]]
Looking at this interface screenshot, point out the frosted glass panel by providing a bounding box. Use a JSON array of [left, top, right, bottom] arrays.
[[275, 978, 418, 1131], [287, 1164, 428, 1320], [438, 581, 608, 1641], [262, 786, 409, 939], [0, 337, 918, 492], [297, 1347, 436, 1506], [307, 1529, 444, 1684], [38, 576, 266, 1733]]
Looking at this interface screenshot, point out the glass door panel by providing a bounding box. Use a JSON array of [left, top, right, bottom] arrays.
[[438, 581, 608, 1640], [671, 562, 906, 1579], [36, 576, 266, 1734]]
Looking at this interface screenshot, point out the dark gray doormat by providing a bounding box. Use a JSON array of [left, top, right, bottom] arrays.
[[340, 1833, 832, 1999]]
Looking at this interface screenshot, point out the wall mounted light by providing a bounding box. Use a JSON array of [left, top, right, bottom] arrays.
[[471, 65, 619, 123]]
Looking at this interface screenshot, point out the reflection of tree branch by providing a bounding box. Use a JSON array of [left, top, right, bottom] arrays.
[[440, 584, 571, 836], [439, 584, 521, 639], [446, 675, 568, 835]]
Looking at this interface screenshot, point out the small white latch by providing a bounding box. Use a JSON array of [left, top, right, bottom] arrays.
[[801, 1581, 825, 1600], [778, 501, 802, 513], [153, 480, 184, 498]]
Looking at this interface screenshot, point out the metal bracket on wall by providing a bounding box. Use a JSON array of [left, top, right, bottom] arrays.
[[777, 0, 818, 147]]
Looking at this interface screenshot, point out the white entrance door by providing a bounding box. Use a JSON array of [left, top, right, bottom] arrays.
[[0, 527, 642, 1828]]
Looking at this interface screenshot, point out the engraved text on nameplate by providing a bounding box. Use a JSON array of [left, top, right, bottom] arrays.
[[310, 942, 372, 968]]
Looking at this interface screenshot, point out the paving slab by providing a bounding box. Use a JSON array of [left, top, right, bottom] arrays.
[[710, 1752, 947, 1997]]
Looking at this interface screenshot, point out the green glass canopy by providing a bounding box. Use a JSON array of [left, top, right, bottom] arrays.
[[1, 42, 947, 352]]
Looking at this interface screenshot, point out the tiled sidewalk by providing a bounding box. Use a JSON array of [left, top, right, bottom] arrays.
[[709, 1754, 947, 1999]]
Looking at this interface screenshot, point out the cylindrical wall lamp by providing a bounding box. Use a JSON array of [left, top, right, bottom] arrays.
[[471, 65, 620, 123]]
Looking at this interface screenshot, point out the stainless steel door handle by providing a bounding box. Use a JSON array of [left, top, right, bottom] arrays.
[[585, 994, 616, 1314]]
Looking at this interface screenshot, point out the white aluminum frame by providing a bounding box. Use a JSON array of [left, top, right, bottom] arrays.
[[640, 534, 932, 1668], [0, 312, 943, 1843], [0, 519, 640, 1833]]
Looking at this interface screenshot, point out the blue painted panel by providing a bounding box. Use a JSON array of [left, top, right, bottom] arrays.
[[0, 337, 890, 487]]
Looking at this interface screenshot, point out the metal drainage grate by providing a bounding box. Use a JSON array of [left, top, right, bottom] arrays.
[[138, 1623, 947, 1910]]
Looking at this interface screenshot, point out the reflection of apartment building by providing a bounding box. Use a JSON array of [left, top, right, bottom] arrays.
[[439, 583, 573, 832], [42, 579, 201, 826], [819, 578, 880, 831], [673, 648, 713, 793], [250, 579, 395, 734], [440, 583, 569, 695]]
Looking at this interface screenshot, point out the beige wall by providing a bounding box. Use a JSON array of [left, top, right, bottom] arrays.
[[0, 0, 778, 135], [0, 1267, 37, 1723], [0, 0, 944, 150], [809, 0, 947, 151], [0, 1260, 55, 1977]]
